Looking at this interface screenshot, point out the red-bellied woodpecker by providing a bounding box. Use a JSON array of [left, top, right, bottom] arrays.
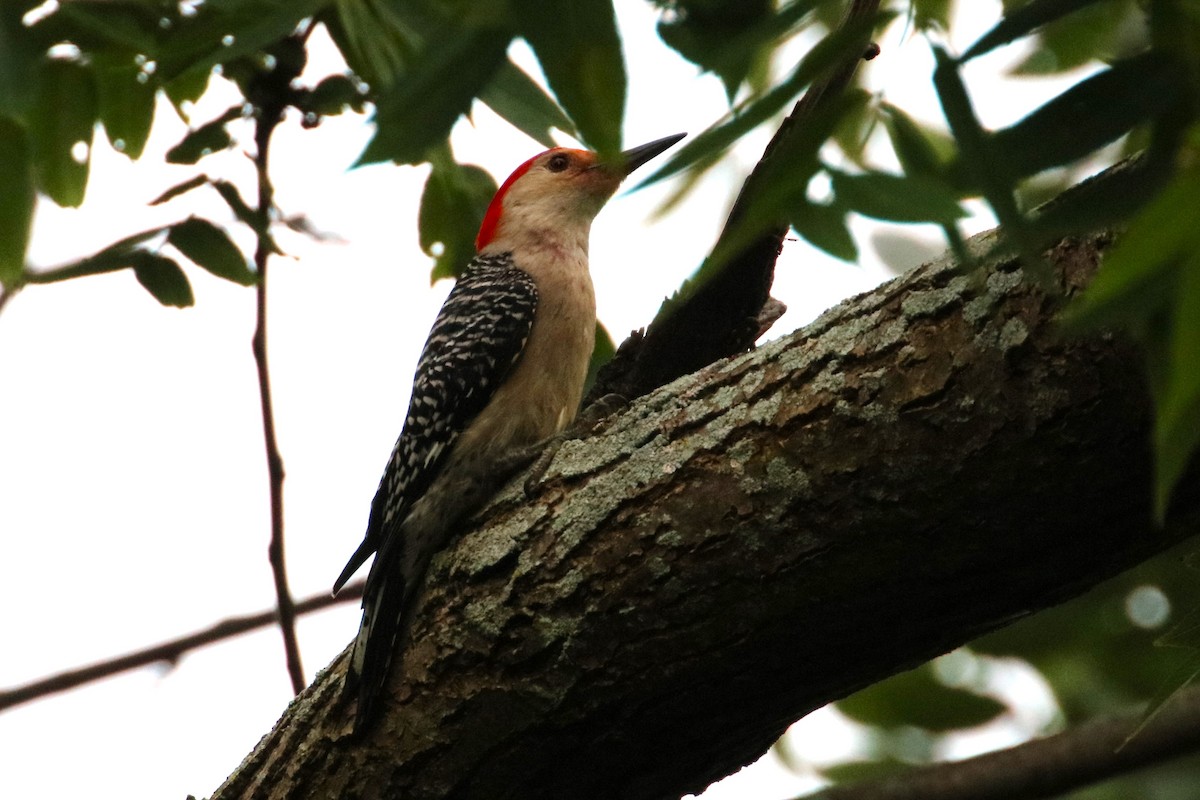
[[333, 133, 685, 732]]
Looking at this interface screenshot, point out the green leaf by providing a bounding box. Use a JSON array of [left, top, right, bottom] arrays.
[[830, 168, 966, 223], [306, 74, 362, 116], [989, 53, 1179, 181], [157, 0, 330, 84], [837, 664, 1007, 732], [0, 118, 33, 286], [972, 547, 1200, 729], [152, 175, 259, 231], [911, 0, 955, 32], [962, 0, 1112, 61], [1122, 603, 1200, 743], [1064, 166, 1200, 331], [1058, 165, 1200, 516], [151, 174, 210, 206], [164, 67, 212, 117], [701, 94, 855, 273], [933, 46, 1029, 252], [822, 758, 908, 785], [1010, 0, 1143, 75], [791, 200, 857, 262], [584, 322, 615, 396], [657, 0, 821, 101], [358, 25, 511, 165], [166, 105, 241, 164], [1028, 152, 1169, 242], [132, 252, 194, 307], [641, 10, 893, 188], [43, 1, 164, 54], [211, 180, 260, 230], [513, 0, 625, 156], [168, 217, 255, 285], [23, 224, 174, 285], [325, 0, 414, 90], [419, 155, 498, 282], [479, 59, 576, 149], [882, 103, 954, 178], [30, 59, 98, 208], [93, 54, 157, 160], [830, 87, 877, 168], [1156, 248, 1200, 519], [0, 4, 43, 120]]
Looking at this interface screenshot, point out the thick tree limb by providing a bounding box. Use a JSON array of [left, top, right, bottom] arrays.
[[207, 226, 1198, 800], [803, 683, 1200, 800]]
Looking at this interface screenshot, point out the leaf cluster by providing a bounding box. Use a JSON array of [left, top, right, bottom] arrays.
[[792, 3, 1200, 793], [816, 544, 1200, 798]]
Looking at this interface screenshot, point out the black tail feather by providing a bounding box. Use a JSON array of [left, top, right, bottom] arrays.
[[346, 533, 414, 734], [333, 537, 376, 595]]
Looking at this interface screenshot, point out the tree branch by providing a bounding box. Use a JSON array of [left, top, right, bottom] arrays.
[[205, 220, 1199, 799], [248, 35, 309, 696], [588, 0, 882, 405], [802, 683, 1200, 800], [0, 285, 18, 316], [0, 581, 363, 713]]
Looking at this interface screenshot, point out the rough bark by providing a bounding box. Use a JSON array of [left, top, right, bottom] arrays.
[[209, 227, 1197, 800]]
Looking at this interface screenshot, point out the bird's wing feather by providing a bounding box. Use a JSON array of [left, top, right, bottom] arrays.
[[334, 254, 537, 593], [338, 254, 537, 732]]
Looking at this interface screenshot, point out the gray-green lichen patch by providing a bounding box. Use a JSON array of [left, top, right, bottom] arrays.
[[461, 593, 507, 639], [764, 455, 811, 499], [767, 333, 831, 381], [852, 391, 901, 425], [726, 435, 759, 467], [998, 317, 1030, 352], [900, 277, 970, 320], [531, 481, 624, 569], [963, 293, 996, 326], [454, 504, 547, 575], [552, 566, 585, 599], [974, 314, 1031, 354], [812, 312, 887, 359], [654, 524, 683, 548], [861, 318, 910, 355], [745, 389, 785, 427], [986, 267, 1025, 296], [643, 554, 671, 581]]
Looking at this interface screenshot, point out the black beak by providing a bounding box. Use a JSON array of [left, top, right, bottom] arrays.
[[618, 133, 686, 176]]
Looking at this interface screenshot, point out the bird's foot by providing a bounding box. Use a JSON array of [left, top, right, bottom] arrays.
[[523, 393, 628, 496]]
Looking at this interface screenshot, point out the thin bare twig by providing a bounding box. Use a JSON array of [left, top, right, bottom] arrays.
[[0, 285, 19, 316], [0, 581, 364, 713], [249, 34, 310, 695], [801, 684, 1200, 800]]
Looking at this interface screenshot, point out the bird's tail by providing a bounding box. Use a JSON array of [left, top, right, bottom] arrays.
[[343, 538, 413, 735], [332, 537, 375, 596]]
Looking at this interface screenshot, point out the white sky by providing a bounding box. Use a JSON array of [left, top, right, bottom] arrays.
[[0, 3, 1093, 798]]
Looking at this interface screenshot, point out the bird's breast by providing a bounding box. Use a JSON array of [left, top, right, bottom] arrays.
[[453, 257, 596, 459]]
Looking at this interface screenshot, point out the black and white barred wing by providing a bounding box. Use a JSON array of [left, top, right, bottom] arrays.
[[333, 254, 537, 592]]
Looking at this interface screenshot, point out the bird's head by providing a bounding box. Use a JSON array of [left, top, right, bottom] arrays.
[[475, 133, 684, 252]]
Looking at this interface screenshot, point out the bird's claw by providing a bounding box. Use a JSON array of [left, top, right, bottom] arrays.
[[522, 393, 628, 496]]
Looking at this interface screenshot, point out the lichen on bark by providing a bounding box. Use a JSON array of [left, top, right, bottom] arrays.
[[209, 227, 1197, 800]]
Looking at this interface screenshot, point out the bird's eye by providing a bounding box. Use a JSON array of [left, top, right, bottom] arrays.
[[547, 153, 570, 172]]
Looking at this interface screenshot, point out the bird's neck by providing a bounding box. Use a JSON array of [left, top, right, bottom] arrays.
[[485, 221, 592, 281]]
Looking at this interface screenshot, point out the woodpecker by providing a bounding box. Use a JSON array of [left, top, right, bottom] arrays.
[[334, 133, 685, 732]]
